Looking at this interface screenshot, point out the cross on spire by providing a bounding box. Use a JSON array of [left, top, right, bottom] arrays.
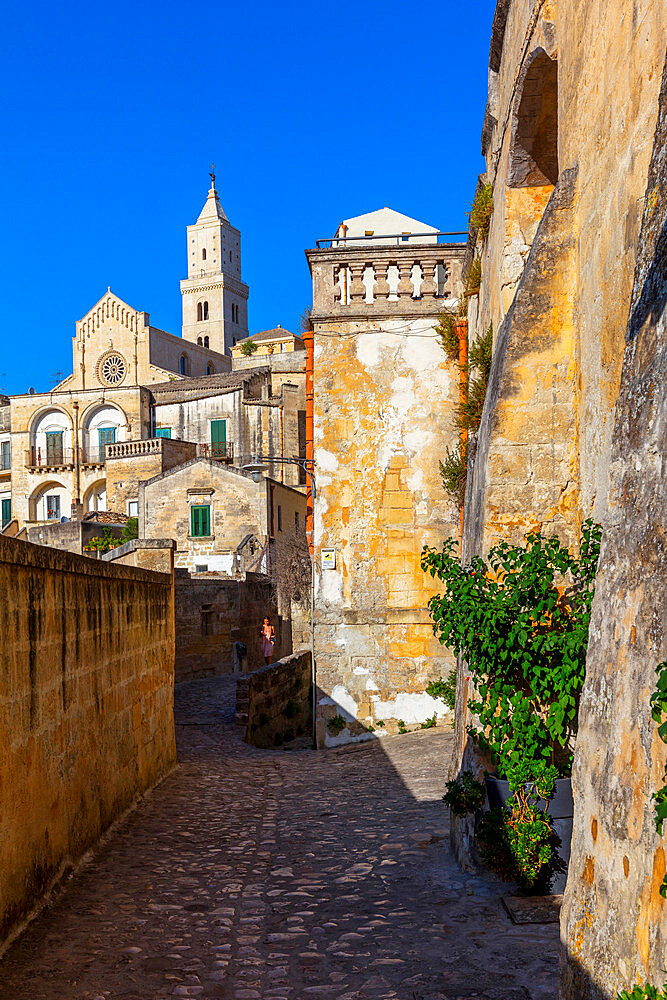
[[209, 163, 216, 189]]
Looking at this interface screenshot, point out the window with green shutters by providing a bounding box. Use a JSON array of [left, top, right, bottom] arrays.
[[1, 498, 10, 528], [191, 504, 211, 537], [155, 427, 171, 438], [210, 419, 226, 458]]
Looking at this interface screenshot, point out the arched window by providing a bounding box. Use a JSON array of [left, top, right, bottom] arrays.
[[204, 336, 209, 348], [202, 248, 207, 261], [203, 301, 209, 320], [180, 354, 189, 376], [197, 336, 203, 346], [197, 302, 203, 322], [206, 364, 213, 376]]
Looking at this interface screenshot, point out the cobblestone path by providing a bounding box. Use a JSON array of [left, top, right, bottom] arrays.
[[0, 677, 559, 1000]]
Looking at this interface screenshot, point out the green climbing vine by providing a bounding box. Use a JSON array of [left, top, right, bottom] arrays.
[[651, 659, 667, 898]]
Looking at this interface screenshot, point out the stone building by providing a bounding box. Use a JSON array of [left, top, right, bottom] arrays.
[[230, 326, 304, 358], [450, 2, 667, 995], [1, 182, 306, 532], [305, 207, 466, 745], [139, 457, 305, 576]]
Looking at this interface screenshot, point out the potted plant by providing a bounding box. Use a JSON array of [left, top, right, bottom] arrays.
[[422, 520, 601, 890]]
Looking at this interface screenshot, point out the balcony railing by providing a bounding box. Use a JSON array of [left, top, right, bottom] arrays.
[[197, 441, 234, 462], [26, 437, 235, 469], [26, 447, 74, 469], [315, 230, 467, 249]]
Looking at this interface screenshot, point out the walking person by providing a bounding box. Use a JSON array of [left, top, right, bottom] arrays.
[[260, 616, 276, 665]]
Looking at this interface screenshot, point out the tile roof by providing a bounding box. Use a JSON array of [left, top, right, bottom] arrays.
[[150, 369, 269, 402]]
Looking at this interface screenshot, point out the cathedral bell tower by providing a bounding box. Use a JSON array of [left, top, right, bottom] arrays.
[[180, 170, 250, 355]]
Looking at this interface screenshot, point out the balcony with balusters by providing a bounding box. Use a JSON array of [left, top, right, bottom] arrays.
[[306, 234, 466, 322]]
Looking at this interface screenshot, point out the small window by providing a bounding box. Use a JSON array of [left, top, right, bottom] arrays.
[[206, 364, 213, 376], [277, 505, 282, 532], [202, 248, 207, 260], [191, 504, 211, 537], [196, 564, 209, 574], [1, 497, 11, 527], [155, 427, 171, 438], [197, 302, 203, 321], [197, 336, 203, 346], [295, 511, 299, 531], [46, 495, 61, 521], [401, 232, 410, 242], [203, 301, 209, 320], [128, 500, 139, 517], [229, 250, 232, 262], [204, 335, 209, 348], [179, 355, 188, 375], [365, 230, 374, 237], [0, 440, 10, 470]]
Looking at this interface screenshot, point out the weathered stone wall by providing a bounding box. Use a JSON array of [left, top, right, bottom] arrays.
[[236, 650, 312, 748], [311, 318, 462, 745], [559, 56, 667, 999], [0, 535, 176, 947], [174, 571, 279, 682], [103, 538, 175, 574]]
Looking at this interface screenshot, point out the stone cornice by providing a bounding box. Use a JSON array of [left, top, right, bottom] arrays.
[[180, 275, 249, 298], [305, 242, 465, 267]]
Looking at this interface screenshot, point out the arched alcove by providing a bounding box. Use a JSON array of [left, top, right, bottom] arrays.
[[508, 49, 558, 188]]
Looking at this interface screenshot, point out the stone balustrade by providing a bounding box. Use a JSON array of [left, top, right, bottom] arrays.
[[104, 439, 163, 460], [306, 243, 465, 321]]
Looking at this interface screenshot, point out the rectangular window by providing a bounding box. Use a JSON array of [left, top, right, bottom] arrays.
[[210, 419, 226, 459], [277, 505, 282, 531], [191, 504, 211, 537], [295, 511, 299, 531], [98, 426, 116, 460], [0, 440, 9, 470], [46, 495, 61, 521], [128, 500, 139, 517], [1, 498, 11, 527], [45, 431, 64, 464], [155, 427, 172, 438]]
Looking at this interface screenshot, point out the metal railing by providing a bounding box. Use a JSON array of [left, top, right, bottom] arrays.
[[197, 441, 234, 461], [26, 447, 74, 469], [315, 230, 467, 249]]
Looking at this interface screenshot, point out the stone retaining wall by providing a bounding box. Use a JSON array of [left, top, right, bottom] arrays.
[[236, 650, 312, 748], [0, 535, 176, 948]]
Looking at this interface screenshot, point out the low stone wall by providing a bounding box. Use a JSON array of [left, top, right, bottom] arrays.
[[0, 535, 176, 948], [26, 520, 126, 555], [174, 572, 279, 683], [103, 538, 175, 574], [236, 650, 312, 748]]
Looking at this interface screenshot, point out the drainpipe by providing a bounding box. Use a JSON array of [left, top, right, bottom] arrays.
[[454, 318, 469, 540], [301, 324, 317, 747]]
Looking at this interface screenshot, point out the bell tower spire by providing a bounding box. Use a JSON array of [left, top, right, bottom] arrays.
[[180, 173, 250, 355]]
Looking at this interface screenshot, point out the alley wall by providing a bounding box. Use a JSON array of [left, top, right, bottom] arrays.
[[0, 536, 176, 948]]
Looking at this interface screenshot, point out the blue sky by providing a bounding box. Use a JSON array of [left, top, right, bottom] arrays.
[[0, 0, 495, 395]]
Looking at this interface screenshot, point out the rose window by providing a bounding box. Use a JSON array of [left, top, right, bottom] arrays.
[[97, 352, 127, 386]]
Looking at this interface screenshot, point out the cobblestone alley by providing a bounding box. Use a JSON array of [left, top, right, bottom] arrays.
[[0, 677, 559, 1000]]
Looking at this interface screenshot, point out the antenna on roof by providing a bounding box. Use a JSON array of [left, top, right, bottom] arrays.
[[52, 371, 64, 385]]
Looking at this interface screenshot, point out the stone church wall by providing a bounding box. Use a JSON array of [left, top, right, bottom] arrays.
[[0, 535, 176, 950]]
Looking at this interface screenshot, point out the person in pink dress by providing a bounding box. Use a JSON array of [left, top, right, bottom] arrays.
[[260, 617, 276, 665]]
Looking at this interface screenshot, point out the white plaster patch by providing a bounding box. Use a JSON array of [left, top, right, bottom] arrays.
[[353, 666, 369, 675], [317, 449, 339, 473], [406, 466, 424, 491], [401, 329, 444, 372], [356, 333, 380, 367], [365, 677, 379, 691], [373, 691, 449, 724], [319, 568, 343, 604], [330, 684, 358, 720]]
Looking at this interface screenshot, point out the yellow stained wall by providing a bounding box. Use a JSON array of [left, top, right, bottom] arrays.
[[0, 536, 176, 948], [313, 320, 460, 745]]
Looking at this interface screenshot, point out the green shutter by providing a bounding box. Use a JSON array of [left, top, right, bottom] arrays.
[[210, 419, 226, 458], [45, 431, 64, 464], [191, 504, 211, 537], [156, 427, 171, 438], [1, 498, 10, 527]]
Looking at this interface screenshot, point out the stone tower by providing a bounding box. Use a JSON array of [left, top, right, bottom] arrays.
[[180, 174, 249, 356]]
